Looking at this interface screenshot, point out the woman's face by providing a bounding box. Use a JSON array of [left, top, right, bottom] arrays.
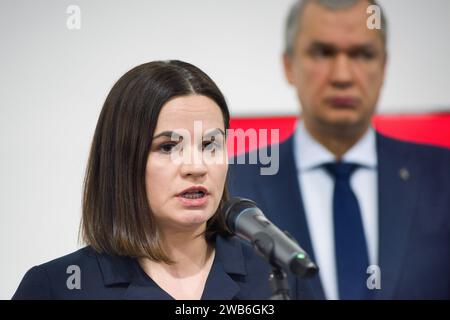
[[145, 95, 228, 232]]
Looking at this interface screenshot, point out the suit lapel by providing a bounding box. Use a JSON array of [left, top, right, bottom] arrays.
[[124, 236, 245, 300], [124, 282, 173, 300], [252, 133, 418, 299], [200, 236, 244, 300], [255, 136, 326, 300], [375, 133, 417, 299], [125, 255, 241, 300], [94, 250, 174, 300], [200, 260, 241, 300]]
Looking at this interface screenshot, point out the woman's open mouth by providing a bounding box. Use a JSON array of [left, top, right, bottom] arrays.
[[180, 190, 206, 199], [177, 186, 209, 207]]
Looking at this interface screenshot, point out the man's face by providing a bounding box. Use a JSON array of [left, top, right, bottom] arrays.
[[284, 0, 386, 135]]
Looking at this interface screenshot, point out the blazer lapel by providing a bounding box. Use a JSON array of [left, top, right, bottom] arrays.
[[95, 249, 173, 299], [124, 282, 173, 300], [375, 133, 417, 299], [96, 237, 245, 300], [255, 136, 326, 300], [200, 261, 241, 300], [124, 237, 245, 300], [200, 236, 244, 300]]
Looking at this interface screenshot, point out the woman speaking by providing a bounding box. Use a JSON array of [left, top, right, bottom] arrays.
[[13, 60, 289, 300]]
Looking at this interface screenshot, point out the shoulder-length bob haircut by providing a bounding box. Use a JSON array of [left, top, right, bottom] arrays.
[[81, 60, 231, 263]]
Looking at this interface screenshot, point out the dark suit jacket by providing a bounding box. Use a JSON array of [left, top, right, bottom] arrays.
[[228, 132, 450, 299], [13, 235, 293, 300]]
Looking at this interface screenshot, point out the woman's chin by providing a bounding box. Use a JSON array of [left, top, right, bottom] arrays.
[[164, 210, 213, 230], [180, 212, 211, 226]]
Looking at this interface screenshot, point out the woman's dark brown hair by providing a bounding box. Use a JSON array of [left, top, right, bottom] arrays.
[[81, 60, 231, 263]]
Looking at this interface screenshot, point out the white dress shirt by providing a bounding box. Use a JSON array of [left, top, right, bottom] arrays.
[[293, 121, 378, 300]]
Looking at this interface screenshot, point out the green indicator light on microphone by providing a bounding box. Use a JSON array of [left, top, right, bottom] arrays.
[[297, 253, 305, 259]]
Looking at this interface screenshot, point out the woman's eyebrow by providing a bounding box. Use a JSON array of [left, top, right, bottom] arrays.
[[153, 128, 224, 140], [152, 131, 182, 140], [203, 128, 225, 139]]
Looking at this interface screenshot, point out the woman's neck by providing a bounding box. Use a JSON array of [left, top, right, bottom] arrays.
[[161, 229, 212, 275], [140, 225, 214, 277], [138, 226, 215, 300]]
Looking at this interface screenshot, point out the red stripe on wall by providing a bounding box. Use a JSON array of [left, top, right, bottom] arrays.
[[228, 113, 450, 156]]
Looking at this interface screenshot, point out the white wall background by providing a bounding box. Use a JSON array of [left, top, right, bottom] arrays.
[[1, 0, 449, 299]]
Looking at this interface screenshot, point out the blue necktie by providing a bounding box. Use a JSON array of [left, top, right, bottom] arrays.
[[323, 162, 370, 300]]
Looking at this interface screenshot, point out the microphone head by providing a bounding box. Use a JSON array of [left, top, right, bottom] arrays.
[[291, 255, 319, 278], [223, 197, 320, 279], [222, 197, 258, 232]]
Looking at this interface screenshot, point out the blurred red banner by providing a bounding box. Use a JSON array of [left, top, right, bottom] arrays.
[[228, 113, 450, 156]]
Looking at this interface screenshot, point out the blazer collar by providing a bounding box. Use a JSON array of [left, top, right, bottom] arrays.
[[200, 236, 245, 299], [214, 235, 247, 276], [94, 235, 246, 299], [94, 249, 137, 286]]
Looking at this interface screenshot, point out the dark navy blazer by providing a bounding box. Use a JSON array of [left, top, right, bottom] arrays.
[[13, 236, 294, 300], [228, 133, 450, 299]]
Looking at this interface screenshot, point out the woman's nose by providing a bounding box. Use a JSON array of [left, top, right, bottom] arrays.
[[179, 146, 208, 178]]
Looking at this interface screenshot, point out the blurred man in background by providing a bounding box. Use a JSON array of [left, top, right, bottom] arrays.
[[229, 0, 450, 299]]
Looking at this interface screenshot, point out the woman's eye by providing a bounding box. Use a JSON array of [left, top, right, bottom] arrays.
[[159, 142, 177, 153], [202, 141, 214, 150], [202, 140, 221, 151]]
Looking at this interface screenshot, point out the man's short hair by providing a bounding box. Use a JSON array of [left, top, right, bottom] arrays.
[[284, 0, 388, 56]]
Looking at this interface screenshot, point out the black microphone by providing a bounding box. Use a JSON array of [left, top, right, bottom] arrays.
[[223, 197, 319, 278]]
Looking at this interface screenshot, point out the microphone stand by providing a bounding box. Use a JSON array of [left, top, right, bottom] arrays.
[[269, 266, 291, 300], [253, 232, 292, 300]]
